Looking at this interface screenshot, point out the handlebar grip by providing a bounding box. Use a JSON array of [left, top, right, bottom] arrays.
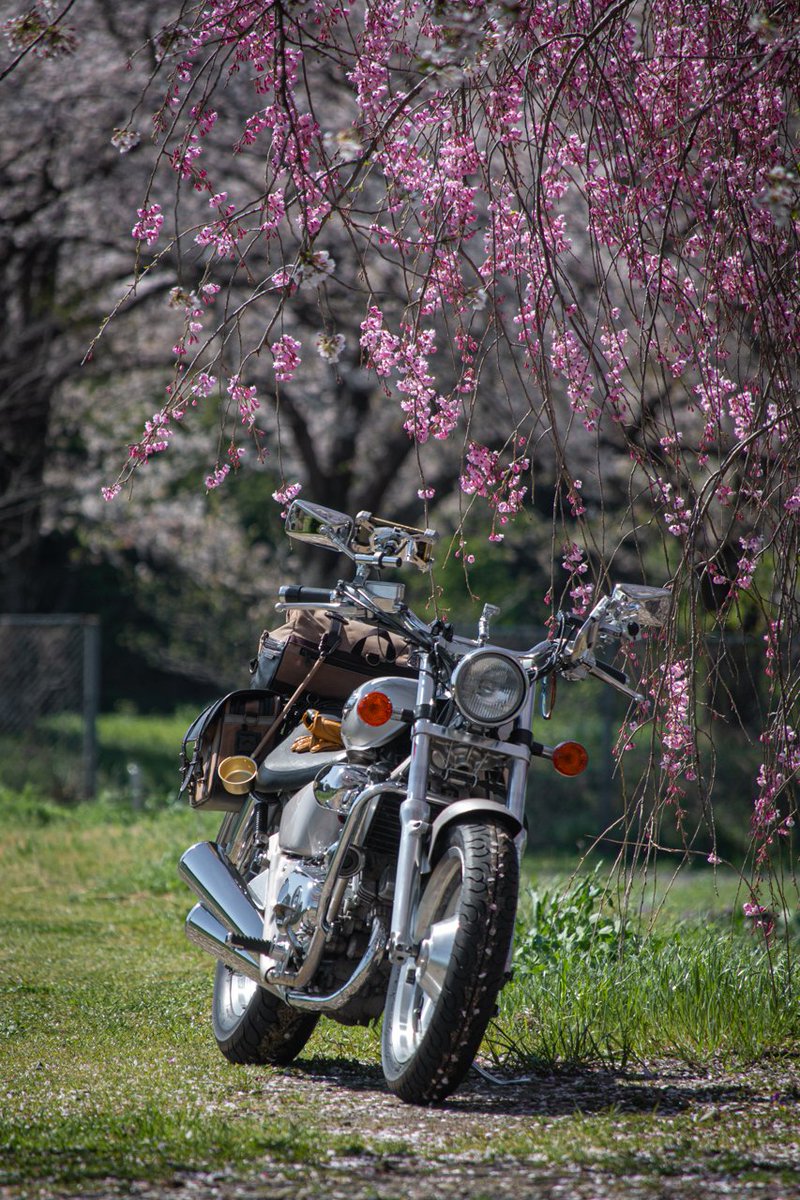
[[593, 657, 628, 685], [279, 585, 334, 605]]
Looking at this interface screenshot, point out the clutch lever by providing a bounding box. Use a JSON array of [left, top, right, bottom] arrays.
[[586, 656, 645, 703]]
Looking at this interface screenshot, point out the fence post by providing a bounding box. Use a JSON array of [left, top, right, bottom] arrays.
[[82, 617, 101, 799]]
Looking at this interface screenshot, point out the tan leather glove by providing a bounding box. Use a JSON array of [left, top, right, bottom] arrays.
[[291, 709, 344, 753]]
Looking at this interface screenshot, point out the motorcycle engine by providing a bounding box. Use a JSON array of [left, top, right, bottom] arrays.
[[249, 758, 393, 1010], [272, 861, 326, 950], [250, 838, 327, 973]]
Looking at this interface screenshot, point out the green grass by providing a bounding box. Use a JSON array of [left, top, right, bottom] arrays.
[[494, 867, 800, 1069], [1, 706, 201, 806], [96, 706, 200, 795], [1, 802, 799, 1197], [499, 926, 799, 1068]]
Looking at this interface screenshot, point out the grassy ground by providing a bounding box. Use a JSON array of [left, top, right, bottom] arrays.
[[1, 800, 799, 1199], [1, 708, 202, 805]]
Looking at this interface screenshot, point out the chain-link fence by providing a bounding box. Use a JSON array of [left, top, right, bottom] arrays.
[[0, 615, 100, 799]]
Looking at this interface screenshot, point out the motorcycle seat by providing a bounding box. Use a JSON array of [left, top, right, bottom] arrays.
[[256, 719, 346, 793]]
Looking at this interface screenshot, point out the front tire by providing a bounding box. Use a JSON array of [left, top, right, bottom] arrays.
[[212, 960, 318, 1065], [381, 817, 518, 1104]]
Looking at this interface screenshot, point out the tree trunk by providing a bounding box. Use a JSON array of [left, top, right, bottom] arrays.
[[0, 236, 63, 612]]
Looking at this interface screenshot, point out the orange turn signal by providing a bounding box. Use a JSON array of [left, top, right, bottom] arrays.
[[356, 691, 393, 727], [551, 741, 589, 777]]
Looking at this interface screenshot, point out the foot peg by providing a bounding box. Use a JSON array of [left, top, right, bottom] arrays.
[[226, 932, 273, 954]]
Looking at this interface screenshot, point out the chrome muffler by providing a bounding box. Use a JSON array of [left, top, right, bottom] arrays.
[[178, 841, 264, 967], [185, 903, 262, 985]]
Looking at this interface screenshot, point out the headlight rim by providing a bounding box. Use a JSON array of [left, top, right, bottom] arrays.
[[451, 648, 528, 728]]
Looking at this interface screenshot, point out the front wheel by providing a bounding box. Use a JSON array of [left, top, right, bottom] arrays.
[[211, 961, 319, 1065], [381, 817, 519, 1104]]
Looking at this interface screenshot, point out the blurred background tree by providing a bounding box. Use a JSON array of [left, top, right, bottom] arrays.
[[1, 0, 796, 872]]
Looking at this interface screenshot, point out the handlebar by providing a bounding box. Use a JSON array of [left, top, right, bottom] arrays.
[[276, 581, 433, 647], [279, 585, 335, 605]]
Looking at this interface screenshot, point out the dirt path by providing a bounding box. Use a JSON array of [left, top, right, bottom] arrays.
[[19, 1057, 800, 1200]]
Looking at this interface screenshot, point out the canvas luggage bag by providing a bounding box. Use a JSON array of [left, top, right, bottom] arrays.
[[179, 689, 280, 811], [250, 609, 415, 702]]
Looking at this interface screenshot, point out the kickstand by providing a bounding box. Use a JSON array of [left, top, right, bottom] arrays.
[[471, 1062, 535, 1086]]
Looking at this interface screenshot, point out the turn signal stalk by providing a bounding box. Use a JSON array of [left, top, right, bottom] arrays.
[[551, 740, 589, 777]]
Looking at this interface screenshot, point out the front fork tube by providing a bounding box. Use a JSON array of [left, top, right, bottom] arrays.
[[388, 668, 535, 966], [505, 690, 534, 971], [508, 689, 534, 859], [389, 652, 435, 962]]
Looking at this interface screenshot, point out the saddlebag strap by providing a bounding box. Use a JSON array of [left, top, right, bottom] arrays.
[[250, 619, 344, 762], [350, 627, 397, 665]]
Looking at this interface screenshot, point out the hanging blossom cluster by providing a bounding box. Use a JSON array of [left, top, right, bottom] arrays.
[[271, 335, 302, 383], [113, 283, 224, 484], [168, 282, 221, 362], [560, 541, 594, 616], [227, 375, 259, 428], [651, 660, 697, 810], [360, 311, 459, 443], [752, 724, 799, 865], [272, 480, 303, 518], [459, 440, 530, 540], [131, 204, 164, 248], [98, 0, 800, 864], [315, 332, 346, 364], [3, 2, 77, 56]]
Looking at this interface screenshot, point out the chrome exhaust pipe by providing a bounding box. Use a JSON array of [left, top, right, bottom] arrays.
[[178, 841, 264, 945], [286, 919, 387, 1011], [185, 903, 262, 986]]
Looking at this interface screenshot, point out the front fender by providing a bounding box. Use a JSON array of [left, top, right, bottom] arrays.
[[426, 799, 523, 867]]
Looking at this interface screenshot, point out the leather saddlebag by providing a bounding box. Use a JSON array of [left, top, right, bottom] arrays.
[[179, 689, 280, 811], [250, 610, 415, 702]]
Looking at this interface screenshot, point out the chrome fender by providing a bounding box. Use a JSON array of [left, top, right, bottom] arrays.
[[425, 798, 523, 867]]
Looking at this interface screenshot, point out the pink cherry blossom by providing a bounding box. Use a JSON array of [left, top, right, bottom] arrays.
[[131, 203, 163, 246], [271, 335, 302, 382]]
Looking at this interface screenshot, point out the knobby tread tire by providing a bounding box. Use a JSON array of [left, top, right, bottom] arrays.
[[212, 961, 318, 1066], [381, 817, 518, 1105]]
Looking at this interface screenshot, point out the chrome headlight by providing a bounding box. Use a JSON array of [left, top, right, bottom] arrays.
[[451, 650, 527, 727]]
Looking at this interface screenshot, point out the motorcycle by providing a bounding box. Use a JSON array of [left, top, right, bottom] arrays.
[[177, 500, 670, 1104]]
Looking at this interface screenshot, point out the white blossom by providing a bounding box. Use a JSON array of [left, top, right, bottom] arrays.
[[111, 127, 141, 154], [296, 250, 336, 290], [315, 332, 346, 364]]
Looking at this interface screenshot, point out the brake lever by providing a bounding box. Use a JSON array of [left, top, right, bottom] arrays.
[[586, 657, 645, 703]]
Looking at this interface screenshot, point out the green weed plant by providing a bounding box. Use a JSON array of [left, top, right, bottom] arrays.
[[497, 869, 799, 1070]]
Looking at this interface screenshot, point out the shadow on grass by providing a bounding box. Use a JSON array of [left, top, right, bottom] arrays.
[[287, 1053, 800, 1118]]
